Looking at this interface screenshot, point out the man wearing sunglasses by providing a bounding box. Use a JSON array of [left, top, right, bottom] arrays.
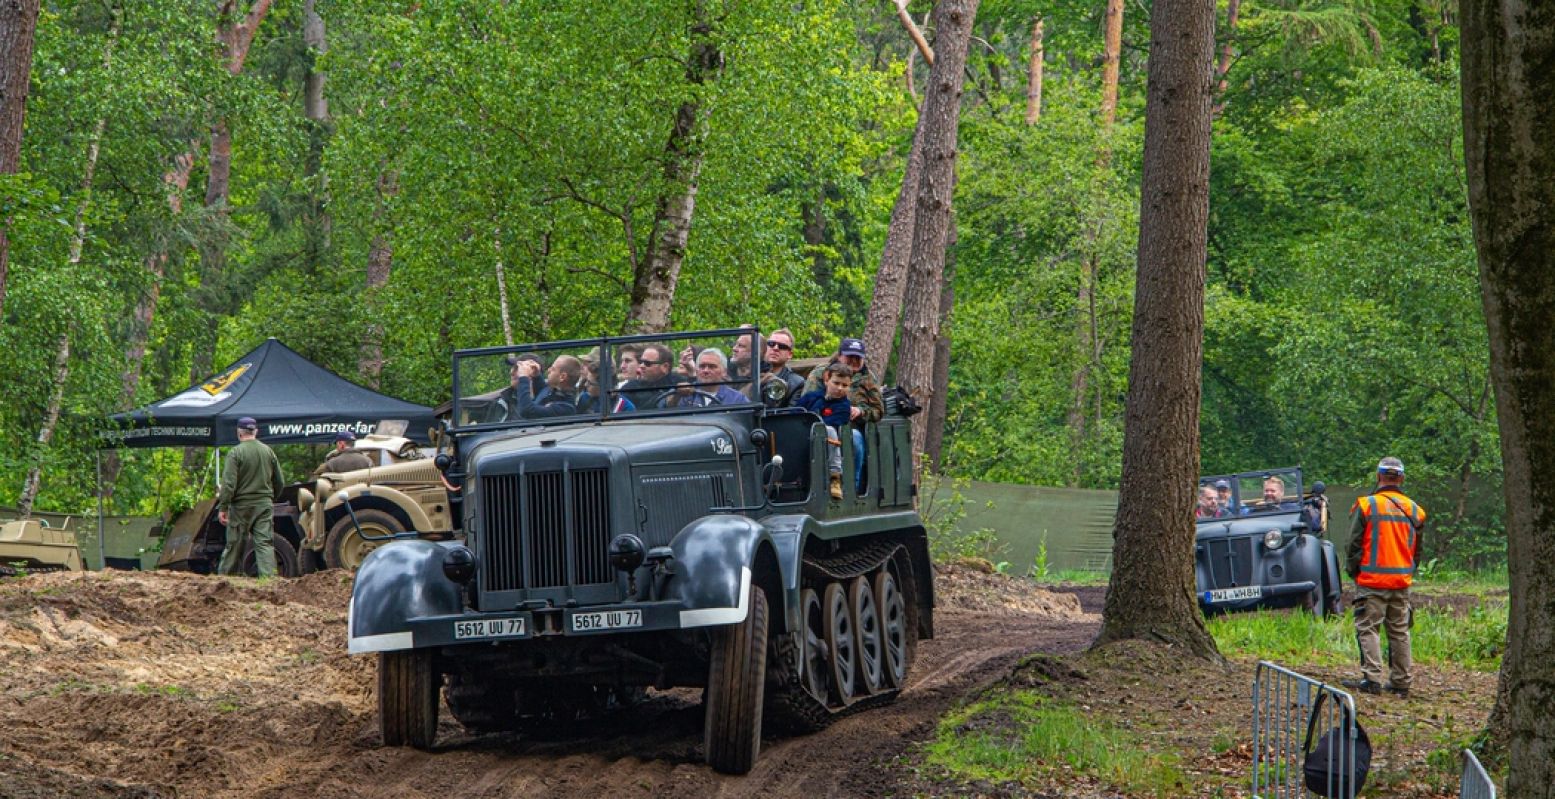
[[620, 344, 686, 408], [763, 327, 805, 406]]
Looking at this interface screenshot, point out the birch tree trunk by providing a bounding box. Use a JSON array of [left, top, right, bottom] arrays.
[[17, 333, 70, 516], [1460, 0, 1555, 784], [1025, 18, 1044, 125], [1094, 0, 1220, 660], [626, 1, 722, 333], [0, 0, 41, 321], [495, 226, 513, 346], [359, 167, 398, 386], [896, 0, 979, 463], [302, 0, 331, 266]]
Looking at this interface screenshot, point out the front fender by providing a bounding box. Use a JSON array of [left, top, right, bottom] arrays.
[[329, 483, 434, 531], [348, 540, 463, 653], [669, 515, 781, 628]]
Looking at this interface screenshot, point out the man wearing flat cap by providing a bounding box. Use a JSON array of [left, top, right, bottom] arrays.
[[311, 430, 374, 477], [1343, 456, 1427, 698], [217, 417, 286, 578]]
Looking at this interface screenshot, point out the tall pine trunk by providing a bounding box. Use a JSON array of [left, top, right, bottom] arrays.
[[1094, 0, 1220, 660], [863, 121, 925, 377], [0, 0, 41, 321], [18, 7, 118, 515], [627, 1, 722, 333], [1460, 0, 1555, 784], [897, 0, 979, 463], [924, 223, 956, 469], [359, 166, 397, 386]]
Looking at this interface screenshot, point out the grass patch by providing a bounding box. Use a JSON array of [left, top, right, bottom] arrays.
[[1208, 602, 1507, 672], [924, 691, 1186, 797], [1050, 569, 1110, 585]]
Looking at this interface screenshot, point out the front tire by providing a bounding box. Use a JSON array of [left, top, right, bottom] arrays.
[[326, 508, 402, 571], [380, 650, 439, 749], [704, 584, 770, 775]]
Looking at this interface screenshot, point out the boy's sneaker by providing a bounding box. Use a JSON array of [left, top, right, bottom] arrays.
[[1384, 682, 1410, 699], [829, 474, 843, 500], [1341, 678, 1383, 695]]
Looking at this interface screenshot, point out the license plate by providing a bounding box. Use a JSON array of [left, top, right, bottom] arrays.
[[570, 609, 643, 632], [453, 617, 527, 640], [1205, 586, 1264, 603]]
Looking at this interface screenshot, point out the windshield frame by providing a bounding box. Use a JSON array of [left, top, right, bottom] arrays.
[[449, 328, 763, 435], [1196, 466, 1305, 521]]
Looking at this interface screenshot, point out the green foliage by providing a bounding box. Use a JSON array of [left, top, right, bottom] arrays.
[[925, 692, 1186, 796]]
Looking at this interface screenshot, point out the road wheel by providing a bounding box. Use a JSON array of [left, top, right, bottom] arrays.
[[704, 584, 769, 775], [850, 576, 884, 695], [874, 568, 911, 689], [822, 581, 856, 706], [326, 508, 401, 571], [240, 534, 298, 578], [799, 588, 830, 702], [379, 650, 439, 749]]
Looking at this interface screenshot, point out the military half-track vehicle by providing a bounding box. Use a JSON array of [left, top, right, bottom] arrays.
[[296, 424, 458, 573], [348, 328, 934, 774], [1194, 467, 1341, 617], [0, 519, 85, 576]]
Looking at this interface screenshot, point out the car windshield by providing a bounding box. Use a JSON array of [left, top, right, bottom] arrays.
[[451, 329, 762, 431], [1196, 468, 1304, 520]]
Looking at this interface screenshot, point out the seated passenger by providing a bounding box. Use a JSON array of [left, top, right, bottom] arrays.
[[1214, 479, 1233, 513], [763, 326, 806, 406], [577, 350, 633, 414], [499, 355, 580, 420], [311, 430, 373, 477], [1195, 485, 1226, 519], [692, 348, 747, 405], [803, 337, 882, 492], [620, 345, 687, 407], [1246, 476, 1298, 514], [795, 363, 855, 500]]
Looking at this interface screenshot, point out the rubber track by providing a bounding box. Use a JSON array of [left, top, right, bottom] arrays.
[[766, 542, 906, 732], [0, 565, 70, 577]]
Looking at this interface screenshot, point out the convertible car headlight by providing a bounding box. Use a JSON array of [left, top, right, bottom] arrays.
[[1263, 529, 1284, 549]]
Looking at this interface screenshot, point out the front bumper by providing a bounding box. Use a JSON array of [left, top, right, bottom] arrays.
[[1197, 579, 1316, 612], [348, 565, 750, 654]]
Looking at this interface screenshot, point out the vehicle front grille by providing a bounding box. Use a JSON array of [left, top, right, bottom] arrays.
[[479, 467, 612, 592], [1204, 536, 1255, 587]]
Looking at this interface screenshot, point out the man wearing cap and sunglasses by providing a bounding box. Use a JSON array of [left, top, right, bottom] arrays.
[[216, 417, 287, 578], [1343, 456, 1427, 698]]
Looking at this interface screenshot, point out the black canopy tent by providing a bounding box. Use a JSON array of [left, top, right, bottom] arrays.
[[94, 338, 438, 572], [103, 337, 437, 447]]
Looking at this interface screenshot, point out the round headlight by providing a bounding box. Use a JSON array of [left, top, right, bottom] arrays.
[[1263, 530, 1283, 549], [442, 545, 475, 583]]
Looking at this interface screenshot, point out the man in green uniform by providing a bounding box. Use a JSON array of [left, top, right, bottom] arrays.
[[217, 416, 286, 577]]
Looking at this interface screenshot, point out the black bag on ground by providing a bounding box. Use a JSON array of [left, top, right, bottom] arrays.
[[881, 385, 921, 417], [1302, 691, 1372, 797]]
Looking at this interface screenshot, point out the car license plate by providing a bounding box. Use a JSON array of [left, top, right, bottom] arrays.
[[570, 609, 643, 632], [453, 617, 527, 640], [1205, 586, 1264, 603]]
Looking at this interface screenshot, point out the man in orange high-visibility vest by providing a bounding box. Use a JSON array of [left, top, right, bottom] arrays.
[[1342, 457, 1426, 698]]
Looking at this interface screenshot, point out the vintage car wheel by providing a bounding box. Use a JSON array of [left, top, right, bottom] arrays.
[[704, 584, 769, 775], [239, 534, 298, 578], [874, 568, 911, 689], [379, 649, 439, 749], [326, 509, 400, 571], [822, 582, 857, 705], [849, 576, 885, 695], [799, 588, 830, 701], [298, 546, 326, 575]]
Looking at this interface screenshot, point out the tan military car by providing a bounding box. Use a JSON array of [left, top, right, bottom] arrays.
[[297, 427, 459, 572], [0, 519, 84, 575]]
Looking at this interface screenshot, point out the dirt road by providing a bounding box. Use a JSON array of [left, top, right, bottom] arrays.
[[0, 568, 1098, 798]]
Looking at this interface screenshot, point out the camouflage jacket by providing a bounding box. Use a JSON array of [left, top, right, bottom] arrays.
[[803, 359, 884, 423]]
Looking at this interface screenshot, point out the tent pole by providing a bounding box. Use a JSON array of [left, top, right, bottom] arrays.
[[96, 450, 106, 572]]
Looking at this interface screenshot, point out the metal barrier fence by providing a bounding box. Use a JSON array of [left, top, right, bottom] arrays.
[[1252, 661, 1365, 798], [1460, 749, 1496, 799]]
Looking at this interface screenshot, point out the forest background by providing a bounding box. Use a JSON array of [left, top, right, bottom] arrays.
[[0, 0, 1494, 568]]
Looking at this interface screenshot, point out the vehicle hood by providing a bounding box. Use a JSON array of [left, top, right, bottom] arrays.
[[1195, 510, 1306, 539]]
